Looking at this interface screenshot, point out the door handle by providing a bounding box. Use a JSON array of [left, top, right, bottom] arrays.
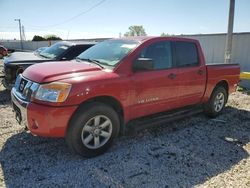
[[197, 70, 204, 75], [167, 73, 176, 79]]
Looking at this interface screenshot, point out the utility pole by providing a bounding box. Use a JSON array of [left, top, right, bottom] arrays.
[[22, 25, 26, 41], [67, 31, 70, 40], [14, 19, 23, 50], [224, 0, 235, 64]]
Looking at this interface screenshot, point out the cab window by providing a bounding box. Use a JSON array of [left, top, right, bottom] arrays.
[[174, 41, 199, 67]]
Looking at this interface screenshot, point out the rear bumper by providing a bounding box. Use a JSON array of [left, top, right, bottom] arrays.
[[11, 88, 78, 137]]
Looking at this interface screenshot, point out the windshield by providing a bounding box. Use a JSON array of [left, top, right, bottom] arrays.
[[39, 42, 70, 59], [77, 39, 139, 67]]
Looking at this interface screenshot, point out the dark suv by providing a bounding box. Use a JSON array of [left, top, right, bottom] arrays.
[[3, 41, 96, 89]]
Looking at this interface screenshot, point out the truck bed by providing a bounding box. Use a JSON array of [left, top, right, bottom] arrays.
[[203, 63, 240, 101]]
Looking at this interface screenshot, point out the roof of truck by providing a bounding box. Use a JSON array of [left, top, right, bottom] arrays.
[[118, 36, 199, 43]]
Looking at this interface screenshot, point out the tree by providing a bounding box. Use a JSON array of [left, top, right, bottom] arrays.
[[44, 34, 62, 41], [32, 34, 62, 41], [32, 35, 46, 41], [160, 32, 170, 37], [124, 25, 147, 37]]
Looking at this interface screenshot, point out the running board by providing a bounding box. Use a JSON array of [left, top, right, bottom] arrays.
[[126, 105, 203, 133]]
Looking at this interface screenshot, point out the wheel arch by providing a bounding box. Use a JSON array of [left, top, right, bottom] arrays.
[[69, 95, 125, 135], [204, 80, 229, 117], [215, 80, 229, 91], [211, 80, 229, 102], [213, 80, 229, 99]]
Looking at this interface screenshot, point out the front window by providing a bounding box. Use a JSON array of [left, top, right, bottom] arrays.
[[77, 39, 139, 68], [137, 41, 173, 70], [39, 42, 70, 59]]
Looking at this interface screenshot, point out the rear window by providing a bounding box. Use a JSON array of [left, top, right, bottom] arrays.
[[175, 41, 199, 67], [62, 45, 93, 60]]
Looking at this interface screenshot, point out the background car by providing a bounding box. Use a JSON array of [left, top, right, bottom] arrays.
[[3, 41, 97, 89]]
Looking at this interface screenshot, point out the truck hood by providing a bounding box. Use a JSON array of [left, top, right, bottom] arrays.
[[23, 60, 102, 83], [4, 52, 47, 65]]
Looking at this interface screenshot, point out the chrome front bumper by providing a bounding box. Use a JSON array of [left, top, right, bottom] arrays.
[[11, 87, 29, 126]]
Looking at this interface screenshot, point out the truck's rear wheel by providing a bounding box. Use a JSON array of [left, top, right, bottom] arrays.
[[66, 102, 120, 157], [204, 86, 228, 117]]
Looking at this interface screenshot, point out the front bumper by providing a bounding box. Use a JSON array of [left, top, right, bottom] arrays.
[[2, 64, 15, 90], [11, 87, 28, 126], [2, 78, 13, 90], [11, 88, 78, 137]]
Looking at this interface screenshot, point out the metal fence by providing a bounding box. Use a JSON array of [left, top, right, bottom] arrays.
[[0, 38, 108, 51], [0, 40, 58, 51], [183, 32, 250, 88], [183, 32, 250, 71]]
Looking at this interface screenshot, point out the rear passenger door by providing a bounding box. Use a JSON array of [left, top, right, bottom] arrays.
[[173, 41, 206, 106]]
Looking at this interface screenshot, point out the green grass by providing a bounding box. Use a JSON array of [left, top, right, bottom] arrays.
[[237, 86, 250, 95]]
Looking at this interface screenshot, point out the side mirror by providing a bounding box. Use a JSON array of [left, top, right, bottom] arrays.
[[133, 58, 154, 71]]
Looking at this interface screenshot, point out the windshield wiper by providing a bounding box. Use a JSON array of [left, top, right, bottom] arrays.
[[76, 58, 108, 68], [37, 53, 50, 59]]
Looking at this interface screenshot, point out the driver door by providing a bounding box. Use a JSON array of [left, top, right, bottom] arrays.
[[131, 40, 180, 118]]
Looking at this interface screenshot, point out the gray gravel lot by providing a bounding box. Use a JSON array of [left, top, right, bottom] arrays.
[[0, 61, 250, 188]]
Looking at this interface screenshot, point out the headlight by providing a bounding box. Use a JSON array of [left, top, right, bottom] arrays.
[[34, 82, 71, 103]]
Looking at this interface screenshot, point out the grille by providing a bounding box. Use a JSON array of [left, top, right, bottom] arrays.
[[19, 78, 28, 92], [3, 64, 15, 85], [14, 75, 39, 101], [3, 63, 11, 74]]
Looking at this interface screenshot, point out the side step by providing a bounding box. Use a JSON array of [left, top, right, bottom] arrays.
[[126, 105, 203, 133]]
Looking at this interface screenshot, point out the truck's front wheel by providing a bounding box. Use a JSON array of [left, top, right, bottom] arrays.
[[66, 102, 120, 157], [204, 86, 228, 117]]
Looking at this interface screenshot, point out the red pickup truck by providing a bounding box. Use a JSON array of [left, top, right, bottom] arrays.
[[11, 37, 240, 157]]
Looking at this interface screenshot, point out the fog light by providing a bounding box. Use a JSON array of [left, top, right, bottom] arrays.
[[31, 119, 39, 129]]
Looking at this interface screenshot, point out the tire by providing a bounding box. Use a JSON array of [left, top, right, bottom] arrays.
[[204, 86, 228, 117], [66, 102, 120, 158]]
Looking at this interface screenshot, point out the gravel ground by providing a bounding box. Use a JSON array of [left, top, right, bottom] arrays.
[[0, 61, 250, 188]]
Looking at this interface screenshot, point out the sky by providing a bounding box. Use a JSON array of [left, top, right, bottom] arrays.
[[0, 0, 250, 40]]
